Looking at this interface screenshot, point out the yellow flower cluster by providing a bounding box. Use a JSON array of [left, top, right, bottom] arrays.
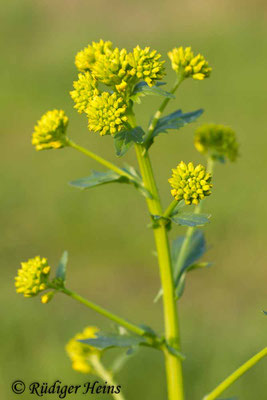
[[194, 124, 239, 162], [32, 110, 68, 151], [127, 46, 165, 87], [15, 256, 51, 297], [169, 161, 212, 205], [66, 326, 100, 374], [87, 92, 128, 136], [69, 40, 165, 136], [70, 72, 99, 114], [75, 40, 113, 72], [168, 47, 211, 80]]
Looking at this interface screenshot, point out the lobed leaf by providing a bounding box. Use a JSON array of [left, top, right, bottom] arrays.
[[152, 108, 204, 138], [79, 333, 147, 350], [131, 81, 174, 104], [69, 170, 123, 189], [114, 127, 145, 157]]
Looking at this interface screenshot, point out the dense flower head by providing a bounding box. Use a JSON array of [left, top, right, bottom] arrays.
[[87, 92, 128, 136], [168, 47, 211, 80], [66, 326, 100, 373], [32, 110, 68, 151], [75, 40, 113, 72], [15, 256, 51, 298], [70, 72, 99, 114], [169, 161, 212, 205], [91, 47, 129, 87], [127, 46, 165, 87], [194, 124, 239, 162]]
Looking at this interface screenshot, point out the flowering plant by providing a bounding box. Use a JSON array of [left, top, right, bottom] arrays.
[[15, 40, 266, 400]]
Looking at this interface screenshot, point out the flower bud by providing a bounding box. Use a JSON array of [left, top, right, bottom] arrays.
[[194, 124, 239, 162], [41, 291, 55, 304], [169, 161, 212, 205], [168, 47, 211, 80], [15, 256, 51, 298], [32, 110, 68, 151]]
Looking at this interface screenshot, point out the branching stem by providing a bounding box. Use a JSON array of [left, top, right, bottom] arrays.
[[203, 347, 267, 400]]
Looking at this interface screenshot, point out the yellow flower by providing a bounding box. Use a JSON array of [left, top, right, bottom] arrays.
[[32, 110, 68, 151], [70, 72, 99, 114], [169, 161, 212, 205], [86, 92, 128, 136], [15, 256, 51, 298], [194, 124, 239, 162], [168, 47, 211, 80], [75, 40, 113, 72], [66, 327, 100, 374], [127, 46, 165, 86]]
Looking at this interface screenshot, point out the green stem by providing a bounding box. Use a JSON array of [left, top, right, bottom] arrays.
[[90, 355, 126, 400], [144, 77, 183, 147], [163, 199, 179, 219], [134, 143, 184, 400], [67, 139, 133, 181], [61, 287, 146, 337], [174, 157, 214, 296], [203, 347, 267, 400]]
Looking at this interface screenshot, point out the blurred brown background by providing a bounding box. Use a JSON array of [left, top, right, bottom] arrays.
[[1, 0, 267, 399]]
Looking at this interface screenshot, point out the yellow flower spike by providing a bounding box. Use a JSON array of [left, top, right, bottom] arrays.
[[194, 123, 239, 162], [70, 72, 99, 114], [86, 92, 128, 136], [75, 40, 113, 72], [168, 46, 211, 81], [127, 45, 165, 87], [66, 326, 101, 374], [169, 161, 212, 205], [15, 256, 51, 298], [32, 110, 68, 151]]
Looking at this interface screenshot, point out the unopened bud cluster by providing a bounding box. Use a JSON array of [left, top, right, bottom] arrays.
[[15, 256, 51, 297], [194, 123, 239, 162], [32, 110, 68, 151], [65, 326, 100, 373], [168, 47, 211, 80], [169, 161, 212, 205]]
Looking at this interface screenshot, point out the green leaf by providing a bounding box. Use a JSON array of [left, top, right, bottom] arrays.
[[131, 81, 174, 103], [172, 231, 207, 282], [114, 127, 145, 157], [79, 333, 147, 350], [171, 212, 211, 227], [153, 109, 204, 137], [122, 164, 152, 199], [55, 251, 68, 282], [69, 170, 123, 189], [263, 311, 267, 316]]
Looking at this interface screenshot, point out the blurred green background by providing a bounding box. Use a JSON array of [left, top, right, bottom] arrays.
[[1, 0, 267, 399]]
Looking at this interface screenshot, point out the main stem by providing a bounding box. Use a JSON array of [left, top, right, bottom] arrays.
[[135, 143, 184, 400]]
